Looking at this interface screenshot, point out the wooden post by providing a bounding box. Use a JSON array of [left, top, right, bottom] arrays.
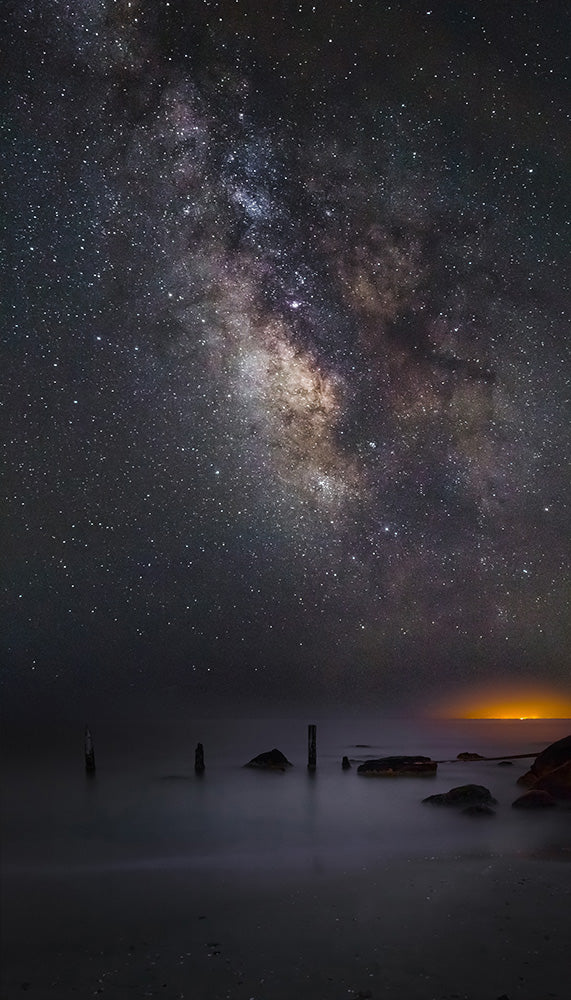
[[307, 724, 317, 771], [84, 725, 96, 774], [195, 742, 205, 774]]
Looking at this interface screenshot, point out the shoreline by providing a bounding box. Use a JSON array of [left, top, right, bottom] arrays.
[[2, 850, 571, 999], [2, 721, 569, 998]]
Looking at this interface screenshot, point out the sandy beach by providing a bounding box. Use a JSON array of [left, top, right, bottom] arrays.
[[2, 849, 570, 1000]]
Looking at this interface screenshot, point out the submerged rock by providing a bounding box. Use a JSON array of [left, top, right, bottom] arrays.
[[423, 783, 497, 807], [497, 760, 514, 767], [358, 755, 437, 777], [512, 789, 557, 809], [517, 733, 571, 794], [244, 748, 292, 771]]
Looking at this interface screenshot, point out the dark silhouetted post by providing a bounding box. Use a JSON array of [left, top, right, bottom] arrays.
[[342, 755, 351, 770], [195, 742, 205, 774], [307, 724, 317, 771], [84, 725, 96, 774]]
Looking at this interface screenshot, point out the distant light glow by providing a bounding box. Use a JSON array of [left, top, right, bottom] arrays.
[[429, 683, 571, 720]]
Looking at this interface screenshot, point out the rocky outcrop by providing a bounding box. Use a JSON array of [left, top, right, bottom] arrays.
[[357, 755, 437, 777], [535, 760, 571, 800], [517, 734, 571, 798], [512, 789, 557, 809], [517, 770, 538, 788], [423, 784, 497, 807], [457, 752, 485, 760], [244, 748, 292, 771]]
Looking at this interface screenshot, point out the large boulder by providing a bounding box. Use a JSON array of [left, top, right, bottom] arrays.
[[535, 760, 571, 800], [517, 734, 571, 795], [245, 748, 292, 771], [423, 783, 497, 807], [357, 755, 437, 777]]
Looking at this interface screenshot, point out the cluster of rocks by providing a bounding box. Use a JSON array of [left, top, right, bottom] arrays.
[[512, 733, 571, 808], [422, 734, 571, 816], [243, 735, 571, 816]]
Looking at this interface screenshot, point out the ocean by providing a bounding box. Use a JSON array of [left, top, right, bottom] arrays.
[[2, 716, 569, 880]]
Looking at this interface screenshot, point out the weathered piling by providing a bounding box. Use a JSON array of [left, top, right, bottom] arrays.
[[84, 726, 96, 774], [195, 742, 205, 774], [307, 724, 317, 771]]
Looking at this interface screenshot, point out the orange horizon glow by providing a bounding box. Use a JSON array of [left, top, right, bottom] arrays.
[[429, 684, 571, 721]]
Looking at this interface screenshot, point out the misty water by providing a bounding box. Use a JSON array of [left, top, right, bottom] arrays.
[[2, 717, 569, 879]]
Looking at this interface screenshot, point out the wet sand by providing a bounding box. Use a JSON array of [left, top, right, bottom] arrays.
[[2, 850, 570, 999]]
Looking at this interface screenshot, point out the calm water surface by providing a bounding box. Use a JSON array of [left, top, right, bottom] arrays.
[[2, 717, 569, 876]]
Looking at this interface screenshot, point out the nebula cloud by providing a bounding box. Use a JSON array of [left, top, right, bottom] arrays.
[[3, 1, 569, 711]]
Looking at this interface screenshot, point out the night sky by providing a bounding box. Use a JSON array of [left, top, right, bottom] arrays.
[[3, 1, 570, 718]]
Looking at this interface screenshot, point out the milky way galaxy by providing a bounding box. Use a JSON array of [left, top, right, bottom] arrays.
[[3, 1, 570, 714]]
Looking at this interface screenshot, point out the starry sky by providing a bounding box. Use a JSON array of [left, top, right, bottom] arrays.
[[3, 0, 570, 717]]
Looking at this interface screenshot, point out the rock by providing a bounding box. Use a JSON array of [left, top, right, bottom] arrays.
[[531, 733, 571, 775], [342, 755, 351, 770], [457, 751, 485, 760], [512, 789, 557, 809], [516, 770, 538, 788], [357, 755, 437, 777], [497, 760, 514, 766], [535, 760, 571, 800], [423, 783, 497, 807], [244, 748, 292, 770], [462, 804, 496, 817], [517, 733, 571, 791]]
